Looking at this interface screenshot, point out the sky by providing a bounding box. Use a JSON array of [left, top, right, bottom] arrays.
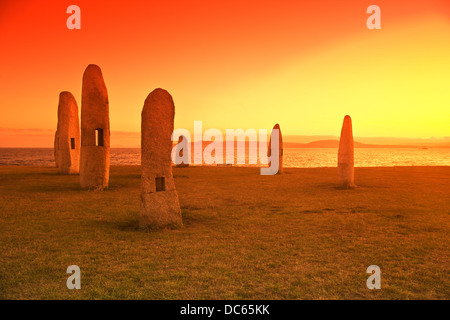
[[0, 0, 449, 147]]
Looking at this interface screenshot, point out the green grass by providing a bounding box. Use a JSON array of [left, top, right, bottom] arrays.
[[0, 165, 449, 299]]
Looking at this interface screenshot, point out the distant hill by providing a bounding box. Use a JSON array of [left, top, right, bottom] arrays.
[[283, 140, 431, 148], [171, 139, 447, 149]]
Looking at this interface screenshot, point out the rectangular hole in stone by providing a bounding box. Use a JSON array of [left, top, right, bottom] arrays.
[[155, 177, 165, 192], [71, 138, 75, 149], [95, 129, 104, 147]]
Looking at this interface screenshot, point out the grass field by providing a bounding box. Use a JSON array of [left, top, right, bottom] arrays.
[[0, 165, 449, 299]]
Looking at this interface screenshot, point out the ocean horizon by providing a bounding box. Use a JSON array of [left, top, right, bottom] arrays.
[[1, 147, 449, 168]]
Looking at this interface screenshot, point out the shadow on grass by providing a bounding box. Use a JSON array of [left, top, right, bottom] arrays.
[[315, 182, 372, 191], [117, 219, 140, 231], [23, 183, 82, 192], [40, 171, 81, 176], [89, 217, 143, 233], [182, 209, 219, 227], [100, 216, 188, 233]]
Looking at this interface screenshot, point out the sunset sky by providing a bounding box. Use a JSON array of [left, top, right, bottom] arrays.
[[0, 0, 449, 147]]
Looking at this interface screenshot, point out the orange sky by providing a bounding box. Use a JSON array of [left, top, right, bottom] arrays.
[[0, 0, 449, 147]]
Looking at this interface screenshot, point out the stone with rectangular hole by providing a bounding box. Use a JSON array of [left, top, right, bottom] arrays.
[[79, 64, 110, 189], [155, 177, 165, 192], [56, 91, 80, 174], [140, 88, 182, 229]]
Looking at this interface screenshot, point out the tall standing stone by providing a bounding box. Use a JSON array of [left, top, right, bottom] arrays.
[[267, 123, 283, 174], [338, 115, 356, 188], [140, 88, 182, 229], [175, 135, 189, 167], [80, 64, 110, 189], [57, 92, 80, 174]]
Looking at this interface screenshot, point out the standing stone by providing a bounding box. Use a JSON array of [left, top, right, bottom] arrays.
[[57, 92, 80, 174], [267, 123, 283, 174], [54, 130, 59, 168], [338, 115, 356, 188], [140, 88, 182, 229], [175, 135, 189, 167], [80, 64, 110, 189]]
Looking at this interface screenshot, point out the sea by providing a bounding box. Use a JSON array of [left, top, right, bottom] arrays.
[[0, 147, 449, 167]]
